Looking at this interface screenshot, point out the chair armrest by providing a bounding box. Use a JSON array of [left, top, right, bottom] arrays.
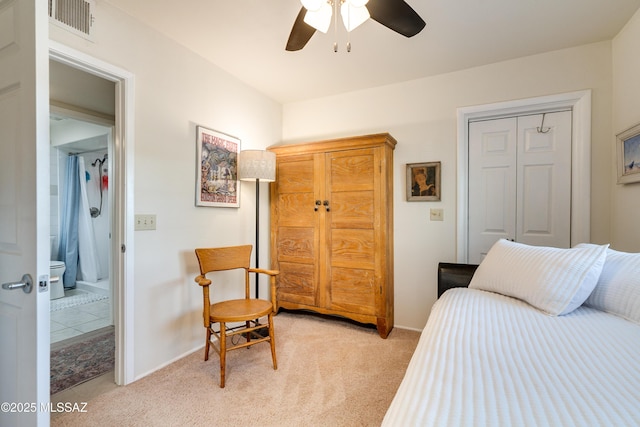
[[248, 268, 280, 310], [437, 262, 479, 298], [249, 268, 280, 276], [195, 275, 211, 287], [195, 274, 212, 327]]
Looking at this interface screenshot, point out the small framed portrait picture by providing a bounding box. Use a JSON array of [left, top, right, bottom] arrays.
[[407, 162, 441, 201], [196, 126, 240, 207], [616, 122, 640, 184]]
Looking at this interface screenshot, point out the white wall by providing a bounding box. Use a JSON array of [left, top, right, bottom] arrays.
[[612, 9, 640, 252], [283, 42, 613, 330], [50, 2, 282, 379]]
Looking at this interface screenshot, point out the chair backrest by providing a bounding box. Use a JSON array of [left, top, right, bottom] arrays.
[[195, 245, 253, 275]]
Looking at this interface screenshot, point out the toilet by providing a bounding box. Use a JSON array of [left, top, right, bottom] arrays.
[[50, 261, 66, 300], [49, 236, 65, 300]]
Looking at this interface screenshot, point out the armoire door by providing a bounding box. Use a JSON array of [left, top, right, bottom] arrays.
[[324, 148, 379, 317], [468, 111, 572, 263], [271, 153, 320, 307]]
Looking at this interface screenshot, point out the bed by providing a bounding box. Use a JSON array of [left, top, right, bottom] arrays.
[[383, 239, 640, 426]]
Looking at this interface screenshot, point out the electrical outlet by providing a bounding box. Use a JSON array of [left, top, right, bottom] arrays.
[[135, 214, 157, 230], [430, 208, 443, 221]]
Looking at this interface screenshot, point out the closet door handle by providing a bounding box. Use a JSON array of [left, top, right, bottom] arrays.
[[314, 200, 321, 211], [323, 200, 330, 212]]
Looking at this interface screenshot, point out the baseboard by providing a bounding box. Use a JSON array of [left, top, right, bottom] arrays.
[[133, 346, 203, 383], [393, 324, 423, 333]]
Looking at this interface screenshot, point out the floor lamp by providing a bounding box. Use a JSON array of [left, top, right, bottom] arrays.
[[239, 149, 276, 300]]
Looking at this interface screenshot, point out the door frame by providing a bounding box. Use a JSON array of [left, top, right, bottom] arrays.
[[49, 41, 135, 385], [456, 90, 592, 262]]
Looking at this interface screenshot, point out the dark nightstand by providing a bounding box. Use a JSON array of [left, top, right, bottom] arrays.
[[437, 262, 479, 298]]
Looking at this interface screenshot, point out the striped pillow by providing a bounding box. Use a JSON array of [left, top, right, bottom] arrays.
[[469, 239, 609, 315], [582, 247, 640, 324]]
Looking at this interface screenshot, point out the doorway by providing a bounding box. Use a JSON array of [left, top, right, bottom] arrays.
[[49, 60, 116, 393], [49, 41, 135, 387]]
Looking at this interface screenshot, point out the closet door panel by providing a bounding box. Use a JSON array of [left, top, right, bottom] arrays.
[[521, 164, 554, 235], [517, 112, 571, 248], [468, 118, 517, 263]]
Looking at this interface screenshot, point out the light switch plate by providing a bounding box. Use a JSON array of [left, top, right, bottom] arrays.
[[135, 214, 157, 230], [430, 208, 443, 221]]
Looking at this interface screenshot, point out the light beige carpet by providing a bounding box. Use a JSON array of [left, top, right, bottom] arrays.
[[52, 311, 420, 427]]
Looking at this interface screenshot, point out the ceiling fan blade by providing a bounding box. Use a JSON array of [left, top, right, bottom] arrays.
[[286, 7, 317, 51], [367, 0, 426, 38]]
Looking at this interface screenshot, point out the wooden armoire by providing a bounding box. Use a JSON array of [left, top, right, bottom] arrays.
[[268, 133, 395, 338]]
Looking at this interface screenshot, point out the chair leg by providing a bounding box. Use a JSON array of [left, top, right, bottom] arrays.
[[204, 327, 211, 361], [268, 313, 277, 370], [219, 321, 226, 388]]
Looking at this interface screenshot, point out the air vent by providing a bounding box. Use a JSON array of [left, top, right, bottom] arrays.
[[48, 0, 94, 40]]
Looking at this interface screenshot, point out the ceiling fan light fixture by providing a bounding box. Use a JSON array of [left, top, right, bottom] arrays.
[[287, 0, 425, 52], [301, 0, 325, 12], [303, 3, 333, 33], [340, 2, 370, 32]]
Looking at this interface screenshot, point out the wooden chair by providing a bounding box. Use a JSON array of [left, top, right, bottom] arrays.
[[194, 245, 279, 388]]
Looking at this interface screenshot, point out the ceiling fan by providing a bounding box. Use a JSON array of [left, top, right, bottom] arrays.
[[286, 0, 426, 51]]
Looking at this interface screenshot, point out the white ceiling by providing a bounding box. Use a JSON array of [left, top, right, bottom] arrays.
[[49, 60, 114, 152], [105, 0, 640, 104]]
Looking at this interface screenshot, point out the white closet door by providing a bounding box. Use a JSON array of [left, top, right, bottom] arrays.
[[468, 118, 517, 263], [468, 112, 572, 264], [516, 112, 572, 249]]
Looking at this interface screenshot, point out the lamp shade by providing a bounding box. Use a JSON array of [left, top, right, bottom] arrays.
[[239, 150, 276, 182]]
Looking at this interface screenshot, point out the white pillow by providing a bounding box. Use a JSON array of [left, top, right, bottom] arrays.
[[581, 247, 640, 324], [469, 239, 609, 315]]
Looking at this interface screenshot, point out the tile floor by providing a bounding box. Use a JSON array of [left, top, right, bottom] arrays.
[[50, 289, 112, 344]]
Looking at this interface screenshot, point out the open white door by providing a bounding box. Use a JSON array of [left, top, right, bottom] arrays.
[[0, 0, 51, 426]]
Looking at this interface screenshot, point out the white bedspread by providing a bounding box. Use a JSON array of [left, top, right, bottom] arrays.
[[382, 288, 640, 426]]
